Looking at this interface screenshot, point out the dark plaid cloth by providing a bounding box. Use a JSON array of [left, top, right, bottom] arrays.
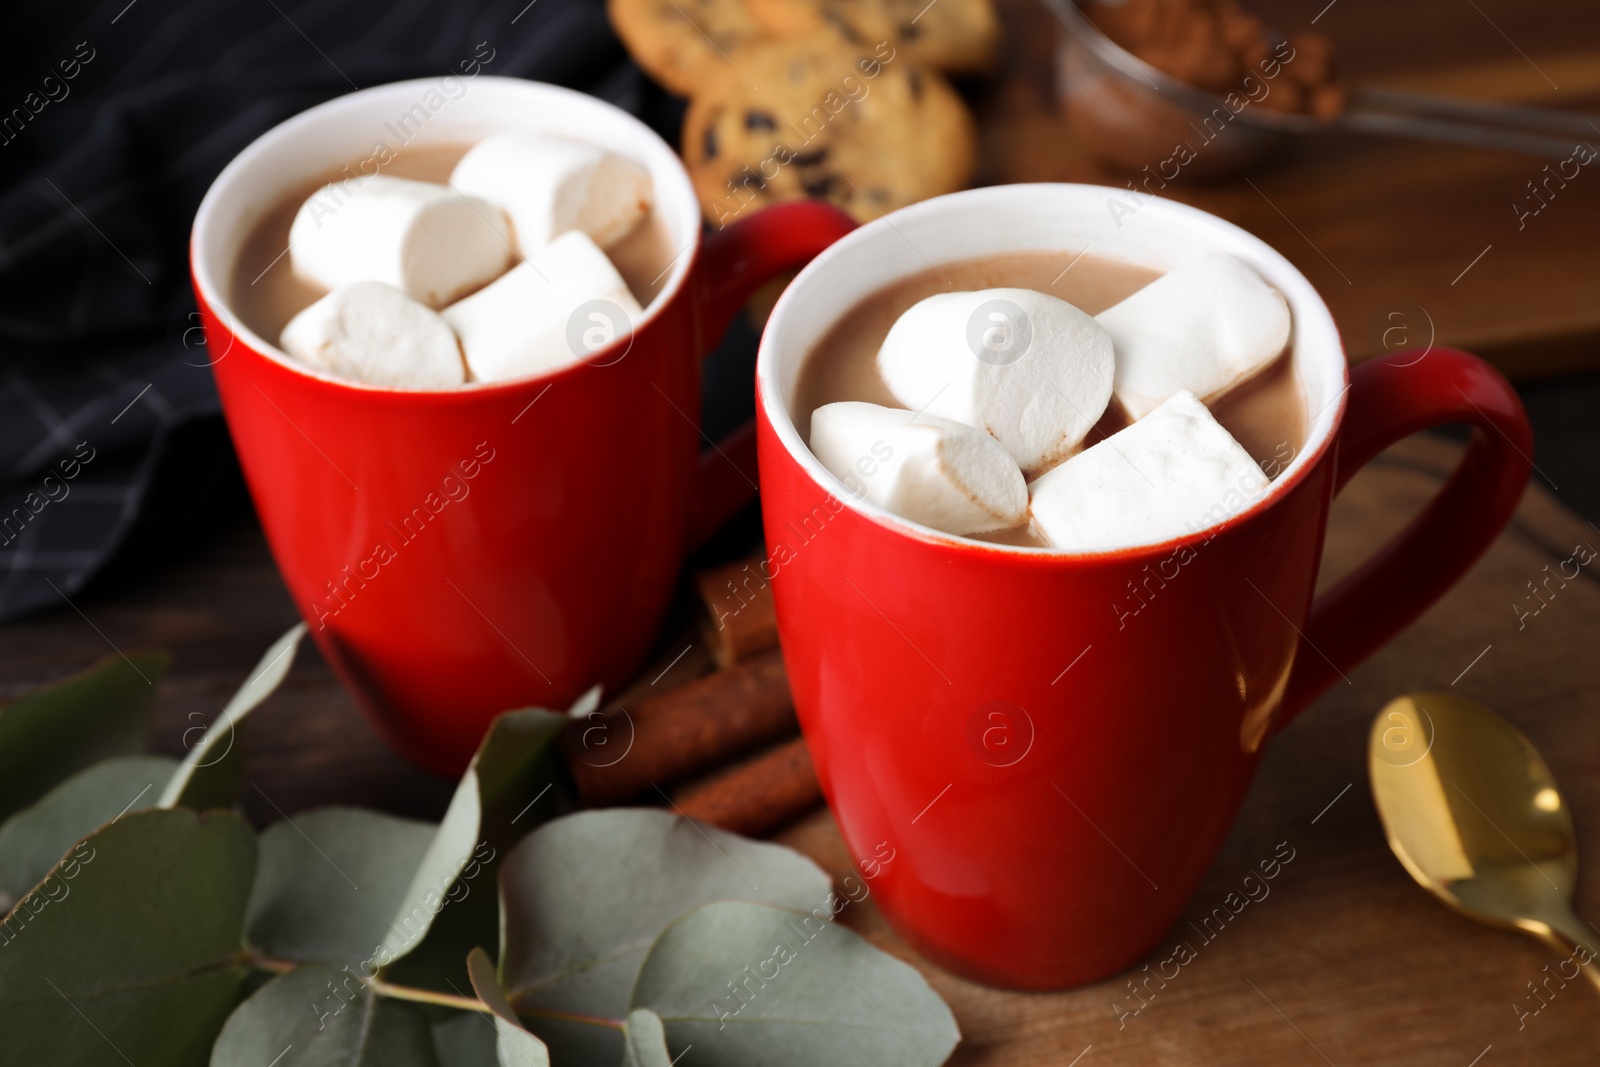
[[0, 0, 705, 619]]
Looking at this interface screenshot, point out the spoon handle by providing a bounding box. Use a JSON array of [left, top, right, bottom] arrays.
[[1341, 88, 1599, 161], [1337, 108, 1584, 161], [1533, 908, 1600, 994], [1352, 87, 1600, 138]]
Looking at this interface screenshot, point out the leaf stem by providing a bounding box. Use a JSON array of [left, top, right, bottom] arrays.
[[505, 994, 627, 1031], [369, 978, 493, 1014], [244, 953, 623, 1029], [246, 953, 296, 975], [243, 953, 491, 1015]]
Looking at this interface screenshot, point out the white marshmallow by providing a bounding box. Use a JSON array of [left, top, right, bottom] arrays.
[[876, 288, 1114, 474], [809, 401, 1027, 535], [450, 132, 652, 253], [442, 230, 643, 383], [289, 176, 515, 309], [1029, 391, 1266, 552], [279, 280, 465, 390], [1096, 253, 1292, 421]]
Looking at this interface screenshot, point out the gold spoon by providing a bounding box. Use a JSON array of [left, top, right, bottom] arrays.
[[1369, 692, 1600, 992]]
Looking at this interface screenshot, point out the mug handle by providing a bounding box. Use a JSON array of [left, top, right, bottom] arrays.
[[1275, 347, 1533, 729], [685, 201, 858, 550]]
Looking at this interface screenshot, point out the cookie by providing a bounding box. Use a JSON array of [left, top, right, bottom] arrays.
[[608, 0, 764, 97], [684, 37, 976, 226], [748, 0, 1001, 75]]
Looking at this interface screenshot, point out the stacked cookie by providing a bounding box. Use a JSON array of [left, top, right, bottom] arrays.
[[608, 0, 1000, 224]]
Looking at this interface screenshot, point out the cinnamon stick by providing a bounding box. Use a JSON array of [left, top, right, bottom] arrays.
[[565, 648, 794, 806], [674, 736, 823, 837], [596, 633, 714, 720], [693, 554, 779, 669]]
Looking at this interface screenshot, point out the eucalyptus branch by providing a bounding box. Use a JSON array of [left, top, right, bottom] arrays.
[[243, 952, 492, 1015], [369, 977, 493, 1014], [243, 951, 627, 1028], [244, 953, 295, 975], [505, 993, 627, 1031]]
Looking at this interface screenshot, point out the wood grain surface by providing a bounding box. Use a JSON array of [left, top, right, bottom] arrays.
[[2, 434, 1595, 1063], [980, 0, 1600, 380]]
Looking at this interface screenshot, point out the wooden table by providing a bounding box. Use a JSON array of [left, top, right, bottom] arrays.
[[980, 0, 1600, 380], [4, 435, 1596, 1064]]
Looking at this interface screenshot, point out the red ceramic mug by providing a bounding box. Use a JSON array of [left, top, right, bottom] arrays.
[[191, 77, 854, 774], [755, 184, 1533, 989]]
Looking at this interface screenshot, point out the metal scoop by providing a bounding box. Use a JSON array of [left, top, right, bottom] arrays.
[[1048, 0, 1599, 179]]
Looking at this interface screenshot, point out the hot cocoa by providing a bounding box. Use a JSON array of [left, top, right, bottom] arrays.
[[795, 250, 1306, 548], [230, 140, 677, 384]]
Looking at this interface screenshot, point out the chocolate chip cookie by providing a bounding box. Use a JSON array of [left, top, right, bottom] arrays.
[[684, 37, 976, 226], [748, 0, 1001, 75], [608, 0, 764, 97]]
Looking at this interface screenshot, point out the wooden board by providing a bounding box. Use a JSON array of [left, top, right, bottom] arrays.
[[980, 0, 1600, 380], [3, 434, 1596, 1063]]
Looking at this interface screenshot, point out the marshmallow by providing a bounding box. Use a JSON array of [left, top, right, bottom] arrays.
[[809, 401, 1027, 535], [450, 132, 652, 254], [1029, 391, 1266, 552], [876, 288, 1114, 473], [289, 176, 515, 309], [442, 230, 643, 383], [1096, 253, 1292, 420], [279, 280, 465, 390]]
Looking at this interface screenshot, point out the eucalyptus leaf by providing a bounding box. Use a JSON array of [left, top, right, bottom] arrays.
[[0, 808, 256, 1067], [0, 754, 178, 906], [467, 947, 552, 1067], [431, 1013, 501, 1067], [631, 900, 959, 1067], [568, 684, 602, 721], [209, 964, 440, 1067], [499, 809, 832, 1064], [378, 708, 566, 992], [245, 807, 437, 966], [0, 649, 167, 820], [622, 1009, 672, 1067], [161, 623, 306, 811]]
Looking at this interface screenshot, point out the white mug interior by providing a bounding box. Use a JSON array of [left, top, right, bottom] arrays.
[[757, 183, 1348, 556], [190, 76, 700, 391]]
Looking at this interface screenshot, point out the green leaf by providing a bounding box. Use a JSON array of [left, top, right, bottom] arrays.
[[245, 807, 437, 966], [209, 964, 440, 1067], [499, 809, 832, 1064], [631, 900, 960, 1067], [0, 808, 256, 1067], [0, 754, 178, 906], [161, 623, 306, 811], [622, 1009, 672, 1067], [0, 649, 167, 820], [467, 947, 551, 1067], [431, 1013, 500, 1067], [379, 708, 566, 992]]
